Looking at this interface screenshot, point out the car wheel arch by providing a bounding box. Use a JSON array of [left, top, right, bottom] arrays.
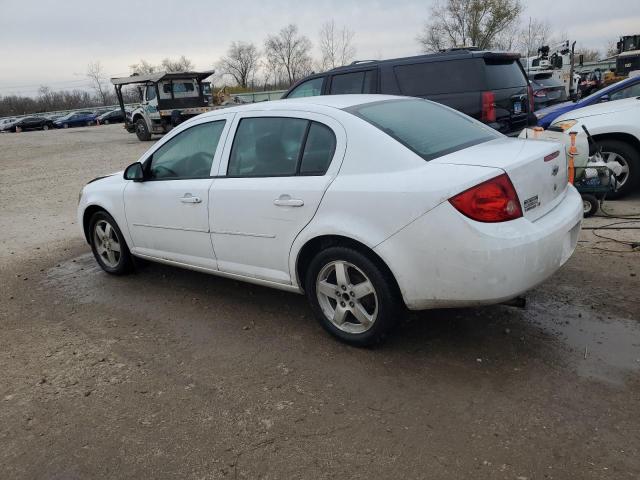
[[82, 205, 112, 244], [294, 234, 403, 301], [590, 132, 640, 156]]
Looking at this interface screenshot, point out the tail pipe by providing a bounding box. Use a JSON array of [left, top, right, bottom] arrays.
[[501, 296, 527, 309]]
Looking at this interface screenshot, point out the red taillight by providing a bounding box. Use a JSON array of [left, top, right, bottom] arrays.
[[534, 89, 547, 98], [481, 91, 496, 123], [527, 84, 534, 112], [449, 174, 523, 223]]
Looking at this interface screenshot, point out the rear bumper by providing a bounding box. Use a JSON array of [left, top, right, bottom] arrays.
[[374, 185, 583, 310]]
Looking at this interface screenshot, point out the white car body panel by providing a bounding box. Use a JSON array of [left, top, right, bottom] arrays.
[[79, 95, 584, 310]]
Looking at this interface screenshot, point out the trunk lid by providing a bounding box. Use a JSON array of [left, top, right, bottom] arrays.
[[432, 137, 568, 221]]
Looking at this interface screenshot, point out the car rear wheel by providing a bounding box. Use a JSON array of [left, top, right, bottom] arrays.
[[305, 247, 402, 347], [104, 119, 110, 125], [135, 119, 151, 141], [63, 123, 69, 129], [42, 124, 49, 131], [598, 139, 639, 199], [89, 211, 133, 275]]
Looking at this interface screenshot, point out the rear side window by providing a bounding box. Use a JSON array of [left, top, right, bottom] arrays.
[[228, 118, 336, 177], [287, 77, 324, 98], [300, 123, 336, 175], [330, 70, 376, 94], [484, 60, 527, 89], [394, 59, 483, 95], [347, 99, 499, 161]]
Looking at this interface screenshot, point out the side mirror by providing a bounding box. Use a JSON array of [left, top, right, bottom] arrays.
[[124, 162, 144, 182]]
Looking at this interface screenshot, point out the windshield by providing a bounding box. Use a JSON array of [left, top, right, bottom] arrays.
[[346, 99, 500, 161]]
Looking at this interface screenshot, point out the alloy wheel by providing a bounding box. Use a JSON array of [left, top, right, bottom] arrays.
[[316, 260, 378, 334], [602, 151, 630, 188], [93, 220, 122, 268]]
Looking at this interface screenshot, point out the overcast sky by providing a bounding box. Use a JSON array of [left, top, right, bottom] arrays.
[[0, 0, 639, 96]]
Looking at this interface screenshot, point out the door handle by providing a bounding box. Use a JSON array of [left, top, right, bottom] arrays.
[[274, 194, 304, 207], [180, 194, 202, 204]]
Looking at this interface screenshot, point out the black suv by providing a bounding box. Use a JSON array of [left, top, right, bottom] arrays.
[[283, 50, 534, 135]]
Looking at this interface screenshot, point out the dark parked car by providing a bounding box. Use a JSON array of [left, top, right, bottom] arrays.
[[530, 73, 567, 110], [536, 74, 640, 128], [9, 116, 54, 132], [283, 50, 534, 135], [53, 111, 97, 128], [96, 109, 125, 125]]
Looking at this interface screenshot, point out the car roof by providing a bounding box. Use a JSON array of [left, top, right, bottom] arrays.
[[198, 94, 409, 119]]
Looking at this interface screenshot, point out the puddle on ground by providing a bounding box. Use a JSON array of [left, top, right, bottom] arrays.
[[526, 297, 640, 385]]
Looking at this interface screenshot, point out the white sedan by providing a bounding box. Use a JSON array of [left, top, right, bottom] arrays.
[[78, 95, 583, 346]]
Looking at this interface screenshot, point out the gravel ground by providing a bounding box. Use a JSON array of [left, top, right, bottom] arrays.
[[1, 125, 639, 479]]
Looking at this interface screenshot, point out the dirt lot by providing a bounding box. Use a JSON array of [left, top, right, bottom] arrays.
[[1, 125, 639, 479]]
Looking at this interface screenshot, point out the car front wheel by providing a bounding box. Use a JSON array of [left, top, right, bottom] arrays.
[[89, 211, 133, 275], [599, 139, 639, 199], [135, 119, 151, 141], [305, 246, 402, 347]]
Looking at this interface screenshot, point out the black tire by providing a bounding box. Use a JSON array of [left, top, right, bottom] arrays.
[[598, 139, 639, 199], [42, 124, 49, 131], [135, 118, 151, 141], [305, 246, 403, 347], [63, 123, 69, 129], [581, 194, 599, 218], [89, 211, 134, 275], [104, 119, 110, 125]]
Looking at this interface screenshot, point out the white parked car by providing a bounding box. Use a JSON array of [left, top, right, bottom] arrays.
[[0, 117, 18, 132], [78, 95, 583, 346], [546, 96, 640, 198]]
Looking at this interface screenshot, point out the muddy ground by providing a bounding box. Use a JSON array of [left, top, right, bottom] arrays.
[[1, 125, 639, 479]]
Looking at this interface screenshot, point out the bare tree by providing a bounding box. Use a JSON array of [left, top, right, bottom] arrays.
[[129, 59, 158, 75], [86, 61, 110, 105], [218, 42, 260, 88], [605, 39, 619, 58], [265, 24, 314, 85], [319, 20, 356, 69], [517, 17, 553, 57], [576, 47, 600, 62], [161, 55, 194, 72], [418, 0, 523, 52]]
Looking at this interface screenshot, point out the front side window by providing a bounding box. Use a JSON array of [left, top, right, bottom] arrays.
[[145, 85, 157, 101], [347, 99, 499, 161], [227, 117, 337, 177], [148, 121, 225, 179], [287, 77, 324, 98]]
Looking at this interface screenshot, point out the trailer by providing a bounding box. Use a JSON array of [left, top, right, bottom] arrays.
[[111, 70, 217, 141]]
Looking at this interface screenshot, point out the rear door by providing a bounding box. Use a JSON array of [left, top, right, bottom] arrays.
[[210, 111, 346, 284]]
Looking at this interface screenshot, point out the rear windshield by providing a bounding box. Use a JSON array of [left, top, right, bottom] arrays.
[[484, 59, 527, 89], [393, 59, 484, 95], [533, 75, 562, 87], [346, 99, 499, 161]]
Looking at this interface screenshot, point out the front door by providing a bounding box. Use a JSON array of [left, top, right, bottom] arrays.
[[210, 112, 346, 284], [124, 117, 231, 269]]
